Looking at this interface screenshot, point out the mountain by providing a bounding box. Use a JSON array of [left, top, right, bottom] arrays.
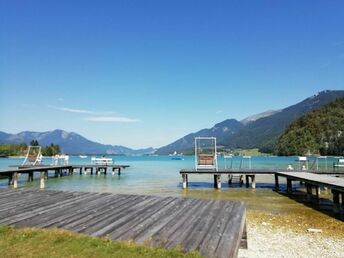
[[276, 97, 344, 156], [156, 119, 244, 155], [0, 129, 155, 155], [226, 90, 344, 151], [240, 110, 280, 125], [156, 90, 344, 154]]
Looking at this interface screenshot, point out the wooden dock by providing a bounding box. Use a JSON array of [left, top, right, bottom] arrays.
[[180, 168, 344, 189], [0, 164, 130, 189], [0, 188, 247, 258], [275, 172, 344, 214]]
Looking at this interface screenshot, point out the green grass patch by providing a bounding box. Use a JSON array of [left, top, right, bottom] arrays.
[[0, 226, 203, 258]]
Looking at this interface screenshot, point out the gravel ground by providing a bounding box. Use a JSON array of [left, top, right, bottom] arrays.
[[238, 215, 344, 258]]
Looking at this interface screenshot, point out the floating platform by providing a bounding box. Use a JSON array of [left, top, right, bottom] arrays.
[[0, 189, 247, 258]]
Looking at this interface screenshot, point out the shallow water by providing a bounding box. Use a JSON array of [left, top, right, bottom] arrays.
[[0, 155, 342, 219]]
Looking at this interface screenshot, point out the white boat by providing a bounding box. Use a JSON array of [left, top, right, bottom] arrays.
[[91, 157, 113, 165], [79, 155, 87, 158]]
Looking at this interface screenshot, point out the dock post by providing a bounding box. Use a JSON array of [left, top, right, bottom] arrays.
[[332, 190, 340, 214], [91, 168, 93, 175], [182, 174, 188, 189], [118, 168, 121, 175], [315, 186, 320, 203], [69, 167, 73, 176], [215, 175, 221, 189], [40, 171, 45, 189], [8, 173, 13, 185], [228, 174, 232, 185], [287, 179, 292, 194], [13, 172, 18, 189], [28, 172, 34, 182], [245, 175, 249, 188], [239, 175, 244, 186], [79, 167, 82, 175], [306, 183, 312, 202], [274, 174, 279, 190], [251, 175, 256, 189], [44, 171, 48, 180]]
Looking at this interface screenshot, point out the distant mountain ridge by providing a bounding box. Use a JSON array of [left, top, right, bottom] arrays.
[[240, 110, 280, 125], [0, 129, 155, 155], [156, 119, 244, 155], [156, 90, 344, 154]]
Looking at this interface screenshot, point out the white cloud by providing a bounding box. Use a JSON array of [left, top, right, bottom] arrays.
[[216, 110, 223, 114], [57, 98, 64, 101], [59, 107, 96, 114], [84, 116, 140, 123], [48, 105, 96, 114]]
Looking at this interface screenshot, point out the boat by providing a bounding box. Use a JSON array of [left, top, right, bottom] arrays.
[[79, 155, 87, 158], [171, 157, 184, 160], [91, 156, 113, 165]]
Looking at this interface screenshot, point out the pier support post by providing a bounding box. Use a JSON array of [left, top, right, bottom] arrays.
[[228, 174, 232, 185], [90, 168, 93, 175], [251, 175, 256, 189], [245, 175, 249, 188], [118, 168, 121, 175], [214, 175, 221, 189], [44, 171, 48, 180], [79, 167, 82, 175], [287, 179, 292, 194], [306, 183, 312, 202], [239, 175, 244, 186], [332, 190, 340, 214], [40, 171, 45, 189], [274, 174, 279, 190], [13, 172, 18, 189], [28, 172, 34, 182], [315, 186, 320, 203], [182, 174, 188, 189], [8, 173, 13, 185]]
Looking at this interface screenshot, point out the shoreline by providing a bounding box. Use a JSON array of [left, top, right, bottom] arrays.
[[239, 210, 344, 258]]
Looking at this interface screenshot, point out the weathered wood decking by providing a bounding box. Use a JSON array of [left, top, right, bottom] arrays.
[[0, 189, 247, 258], [275, 172, 344, 214], [180, 169, 344, 189]]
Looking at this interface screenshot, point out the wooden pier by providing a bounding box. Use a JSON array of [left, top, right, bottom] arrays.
[[180, 168, 344, 189], [0, 188, 247, 258], [275, 172, 344, 214], [0, 164, 130, 189]]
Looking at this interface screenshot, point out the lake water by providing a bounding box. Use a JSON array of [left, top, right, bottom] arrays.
[[0, 155, 338, 193], [0, 155, 340, 213]]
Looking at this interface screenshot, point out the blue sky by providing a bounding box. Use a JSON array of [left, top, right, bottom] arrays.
[[0, 1, 343, 148]]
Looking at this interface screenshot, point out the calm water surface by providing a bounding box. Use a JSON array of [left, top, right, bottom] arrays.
[[0, 155, 341, 215]]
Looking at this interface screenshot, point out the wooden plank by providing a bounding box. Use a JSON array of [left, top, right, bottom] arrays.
[[149, 199, 206, 246], [67, 195, 147, 233], [0, 189, 246, 258], [55, 194, 139, 230], [215, 204, 246, 258], [198, 202, 236, 258], [87, 196, 163, 236], [108, 197, 176, 240], [181, 200, 224, 252], [133, 198, 196, 243]]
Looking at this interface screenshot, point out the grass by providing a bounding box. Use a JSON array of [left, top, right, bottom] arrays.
[[0, 226, 203, 258]]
